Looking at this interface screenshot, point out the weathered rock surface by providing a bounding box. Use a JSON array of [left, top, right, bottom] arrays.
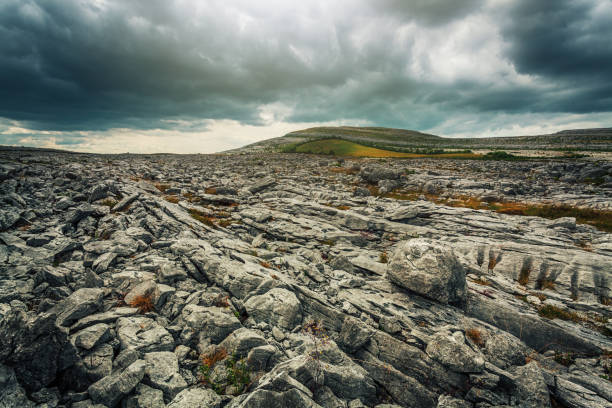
[[387, 239, 466, 304], [0, 148, 610, 407]]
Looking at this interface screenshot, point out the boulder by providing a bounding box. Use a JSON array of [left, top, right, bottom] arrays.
[[244, 288, 302, 330], [179, 305, 241, 344], [0, 364, 35, 408], [143, 351, 187, 401], [219, 328, 267, 359], [167, 387, 222, 408], [426, 332, 485, 373], [359, 166, 400, 184], [387, 239, 466, 305], [55, 288, 104, 327], [116, 316, 174, 353], [88, 359, 146, 407], [513, 362, 551, 408]]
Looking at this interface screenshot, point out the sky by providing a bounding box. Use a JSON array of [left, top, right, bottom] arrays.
[[1, 0, 611, 153]]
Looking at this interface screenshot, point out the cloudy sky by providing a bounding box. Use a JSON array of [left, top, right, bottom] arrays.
[[1, 0, 611, 153]]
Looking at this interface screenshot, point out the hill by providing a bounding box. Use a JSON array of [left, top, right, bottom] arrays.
[[235, 126, 612, 153]]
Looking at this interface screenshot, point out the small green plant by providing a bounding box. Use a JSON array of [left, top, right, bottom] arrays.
[[554, 352, 575, 367], [225, 355, 251, 394], [199, 348, 251, 395], [303, 320, 330, 386]]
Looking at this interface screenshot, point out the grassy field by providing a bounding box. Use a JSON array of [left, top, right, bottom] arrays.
[[291, 138, 480, 158]]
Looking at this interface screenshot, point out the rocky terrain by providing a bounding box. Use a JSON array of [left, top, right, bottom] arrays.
[[1, 148, 611, 408]]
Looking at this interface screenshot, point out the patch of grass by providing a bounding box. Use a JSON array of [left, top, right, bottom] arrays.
[[128, 293, 155, 314], [481, 151, 519, 160], [199, 348, 251, 395], [379, 252, 388, 264], [154, 183, 170, 193], [217, 219, 234, 228], [188, 209, 216, 228], [380, 189, 612, 233], [472, 277, 491, 286], [99, 198, 118, 207], [538, 305, 584, 323], [497, 203, 612, 233], [164, 195, 179, 204], [225, 355, 251, 394], [183, 191, 198, 202], [466, 328, 485, 347], [290, 138, 481, 159], [323, 202, 351, 210], [320, 239, 336, 246]]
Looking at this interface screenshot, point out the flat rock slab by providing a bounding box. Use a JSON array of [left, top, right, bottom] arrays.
[[116, 316, 174, 353]]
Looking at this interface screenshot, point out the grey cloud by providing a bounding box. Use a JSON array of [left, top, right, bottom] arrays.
[[0, 0, 610, 137], [378, 0, 485, 25]]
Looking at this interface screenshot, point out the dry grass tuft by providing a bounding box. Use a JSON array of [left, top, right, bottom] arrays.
[[518, 256, 534, 286], [472, 277, 491, 286], [259, 261, 271, 268], [213, 294, 230, 308], [128, 293, 155, 314], [99, 198, 118, 207], [538, 305, 584, 323], [466, 328, 485, 347], [379, 252, 388, 264], [201, 347, 228, 372], [188, 209, 216, 227], [204, 187, 217, 195], [164, 195, 179, 204], [154, 183, 170, 193]]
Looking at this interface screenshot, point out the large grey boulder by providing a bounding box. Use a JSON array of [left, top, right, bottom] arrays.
[[359, 165, 401, 184], [425, 332, 485, 373], [219, 328, 267, 359], [248, 177, 276, 194], [436, 395, 472, 408], [116, 316, 174, 353], [124, 383, 165, 408], [0, 364, 35, 408], [143, 351, 187, 402], [1, 304, 78, 392], [387, 239, 466, 304], [512, 362, 551, 408], [244, 288, 302, 330], [179, 305, 241, 344], [88, 359, 146, 407], [56, 288, 104, 327], [337, 316, 373, 353], [167, 387, 222, 408], [70, 323, 111, 350]]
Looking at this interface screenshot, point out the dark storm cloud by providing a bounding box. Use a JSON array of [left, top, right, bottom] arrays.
[[502, 0, 612, 80], [0, 0, 610, 135]]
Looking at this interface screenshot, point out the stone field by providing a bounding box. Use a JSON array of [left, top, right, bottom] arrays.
[[0, 149, 611, 408]]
